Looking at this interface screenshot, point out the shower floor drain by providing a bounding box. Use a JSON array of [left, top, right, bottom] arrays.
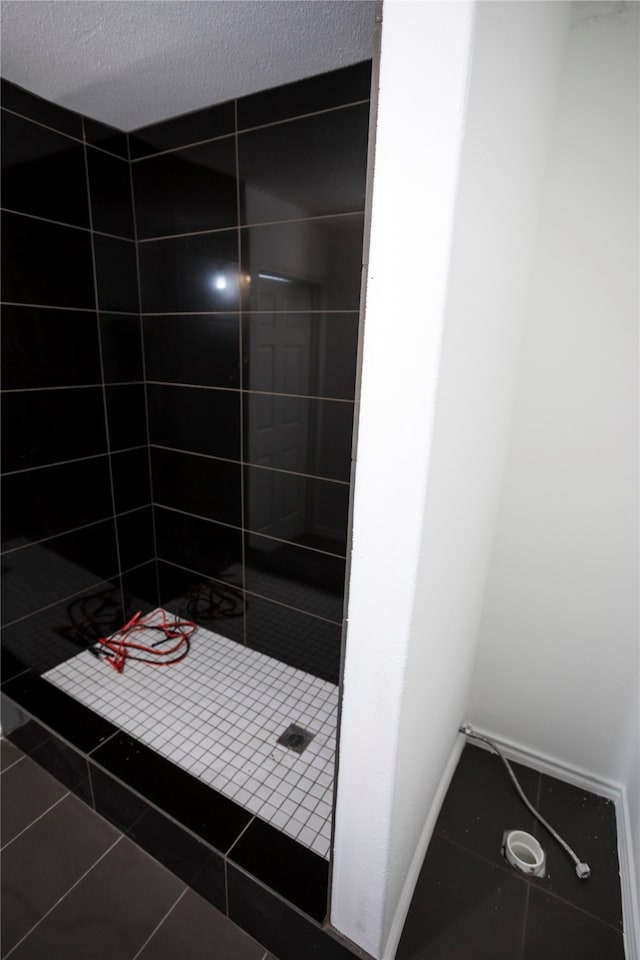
[[277, 723, 314, 754]]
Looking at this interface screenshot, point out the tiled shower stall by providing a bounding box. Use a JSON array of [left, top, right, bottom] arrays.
[[0, 62, 372, 958]]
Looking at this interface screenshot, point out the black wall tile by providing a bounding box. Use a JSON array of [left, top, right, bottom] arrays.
[[106, 384, 148, 451], [229, 817, 329, 921], [87, 147, 135, 238], [89, 762, 150, 831], [130, 100, 235, 159], [116, 506, 155, 571], [99, 313, 144, 383], [122, 562, 160, 616], [2, 110, 89, 227], [92, 732, 251, 852], [244, 394, 353, 482], [1, 456, 113, 550], [111, 448, 152, 513], [93, 234, 139, 312], [245, 533, 344, 622], [83, 117, 128, 159], [29, 731, 90, 795], [128, 805, 226, 911], [155, 508, 242, 586], [133, 136, 237, 239], [151, 447, 241, 527], [138, 229, 239, 313], [244, 466, 349, 555], [241, 215, 364, 312], [147, 384, 240, 461], [242, 312, 358, 401], [238, 103, 368, 225], [245, 594, 341, 683], [1, 211, 95, 308], [1, 79, 83, 139], [1, 387, 107, 473], [227, 865, 356, 960], [1, 673, 119, 751], [157, 561, 244, 644], [236, 60, 372, 131], [1, 518, 119, 626], [0, 581, 123, 676], [144, 313, 240, 388], [1, 305, 101, 389]]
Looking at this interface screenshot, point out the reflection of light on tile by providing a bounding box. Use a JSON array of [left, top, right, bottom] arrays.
[[44, 610, 336, 859]]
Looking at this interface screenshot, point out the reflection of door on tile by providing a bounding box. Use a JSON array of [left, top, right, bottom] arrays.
[[247, 276, 315, 546]]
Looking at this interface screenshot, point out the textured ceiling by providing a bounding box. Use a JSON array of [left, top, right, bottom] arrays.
[[0, 0, 376, 131]]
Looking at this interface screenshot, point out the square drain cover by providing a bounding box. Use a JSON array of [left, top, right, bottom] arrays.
[[277, 724, 314, 754]]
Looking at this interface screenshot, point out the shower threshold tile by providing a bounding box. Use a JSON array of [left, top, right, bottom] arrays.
[[44, 610, 338, 857]]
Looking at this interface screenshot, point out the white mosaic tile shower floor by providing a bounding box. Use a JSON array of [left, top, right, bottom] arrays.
[[44, 610, 338, 858]]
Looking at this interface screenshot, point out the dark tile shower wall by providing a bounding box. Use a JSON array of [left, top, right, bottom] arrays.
[[134, 62, 371, 683], [1, 62, 370, 687], [0, 80, 157, 679]]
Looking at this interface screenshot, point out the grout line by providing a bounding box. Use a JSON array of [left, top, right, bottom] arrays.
[[149, 443, 350, 486], [441, 834, 624, 934], [234, 98, 249, 649], [135, 209, 363, 244], [2, 382, 140, 394], [130, 886, 189, 960], [0, 301, 138, 316], [2, 835, 124, 959], [127, 123, 162, 610], [81, 129, 128, 617], [145, 380, 355, 405], [129, 97, 370, 163], [518, 883, 531, 960], [1, 576, 121, 630], [1, 512, 133, 557], [1, 205, 135, 243], [0, 789, 71, 852], [139, 308, 359, 316], [0, 753, 26, 775], [1, 104, 127, 160], [154, 501, 347, 558], [0, 445, 146, 479]]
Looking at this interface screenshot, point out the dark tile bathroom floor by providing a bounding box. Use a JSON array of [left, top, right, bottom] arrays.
[[0, 738, 626, 960], [0, 738, 277, 960], [396, 743, 625, 960]]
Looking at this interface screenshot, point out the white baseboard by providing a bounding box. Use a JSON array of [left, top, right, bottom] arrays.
[[381, 734, 465, 960], [466, 724, 639, 960]]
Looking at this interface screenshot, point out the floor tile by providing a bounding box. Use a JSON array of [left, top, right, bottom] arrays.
[[434, 743, 540, 871], [7, 836, 185, 960], [530, 774, 623, 930], [0, 753, 67, 846], [395, 836, 528, 960], [135, 888, 265, 960], [1, 792, 118, 955], [522, 886, 625, 960], [0, 737, 23, 771]]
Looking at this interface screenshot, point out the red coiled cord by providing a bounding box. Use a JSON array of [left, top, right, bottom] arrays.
[[95, 608, 196, 674]]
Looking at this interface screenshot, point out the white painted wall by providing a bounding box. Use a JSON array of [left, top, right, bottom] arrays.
[[468, 0, 639, 920], [332, 3, 570, 957]]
